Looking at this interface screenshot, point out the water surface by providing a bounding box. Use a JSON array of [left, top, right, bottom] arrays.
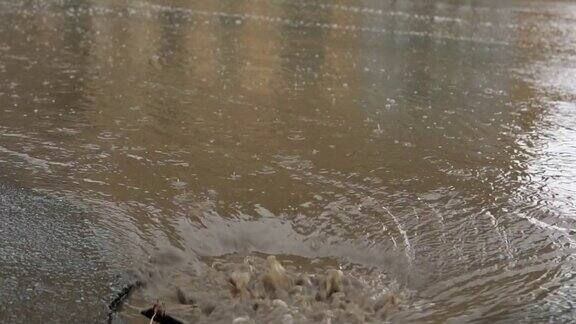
[[1, 0, 576, 322]]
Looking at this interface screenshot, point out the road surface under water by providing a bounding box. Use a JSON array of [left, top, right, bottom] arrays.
[[1, 0, 576, 322]]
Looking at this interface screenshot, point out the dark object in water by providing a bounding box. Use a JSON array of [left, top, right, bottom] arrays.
[[141, 307, 184, 324], [107, 281, 143, 323]]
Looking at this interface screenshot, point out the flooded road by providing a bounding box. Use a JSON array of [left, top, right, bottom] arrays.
[[1, 0, 576, 322]]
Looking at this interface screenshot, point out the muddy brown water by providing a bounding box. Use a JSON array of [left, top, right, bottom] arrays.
[[1, 0, 576, 322]]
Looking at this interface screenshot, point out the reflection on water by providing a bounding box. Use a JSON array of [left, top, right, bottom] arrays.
[[1, 0, 576, 322]]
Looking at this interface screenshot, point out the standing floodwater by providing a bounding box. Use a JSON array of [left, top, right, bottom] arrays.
[[1, 0, 576, 322]]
